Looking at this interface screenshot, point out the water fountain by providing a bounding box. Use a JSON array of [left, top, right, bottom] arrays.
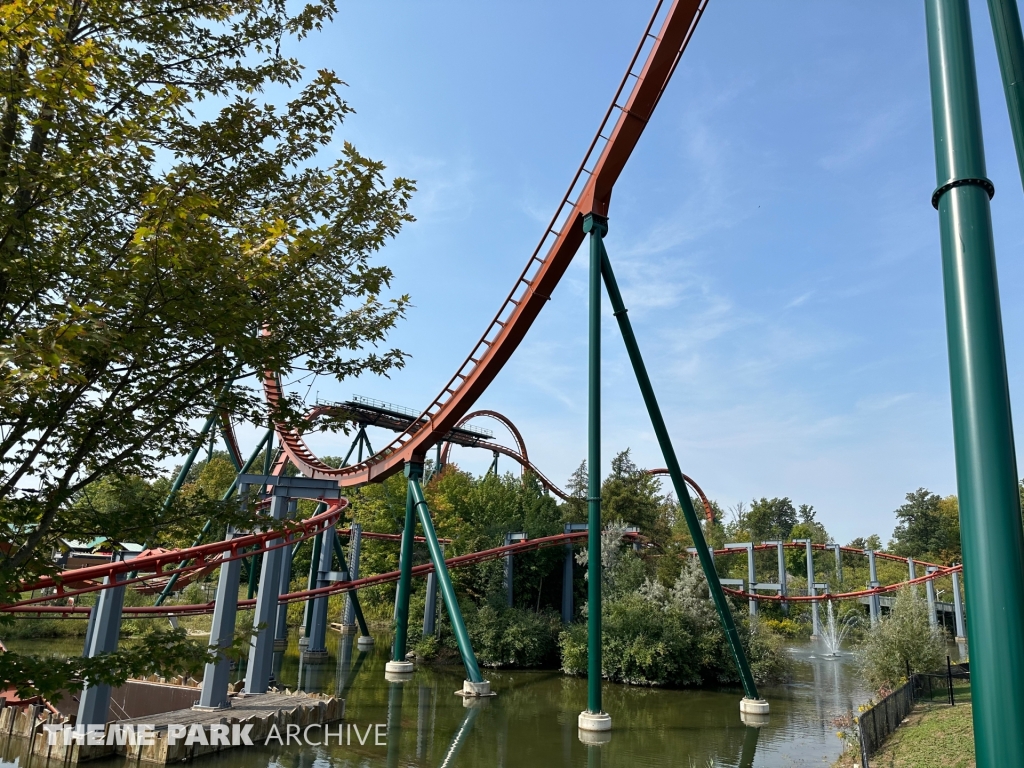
[[820, 599, 855, 658]]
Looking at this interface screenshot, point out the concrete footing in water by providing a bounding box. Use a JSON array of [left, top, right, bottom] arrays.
[[384, 660, 414, 675], [577, 710, 611, 731], [457, 679, 492, 697], [739, 698, 770, 727]]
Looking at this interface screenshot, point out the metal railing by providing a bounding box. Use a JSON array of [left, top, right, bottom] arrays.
[[857, 679, 917, 767], [857, 659, 970, 767]]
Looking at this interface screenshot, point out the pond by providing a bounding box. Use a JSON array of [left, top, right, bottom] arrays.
[[1, 631, 873, 767]]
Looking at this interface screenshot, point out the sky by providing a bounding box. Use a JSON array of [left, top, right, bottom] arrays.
[[256, 0, 1024, 545]]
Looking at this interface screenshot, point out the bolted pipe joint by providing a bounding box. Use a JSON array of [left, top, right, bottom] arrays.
[[582, 212, 608, 237]]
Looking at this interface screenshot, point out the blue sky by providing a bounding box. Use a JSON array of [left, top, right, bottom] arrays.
[[272, 1, 1024, 545]]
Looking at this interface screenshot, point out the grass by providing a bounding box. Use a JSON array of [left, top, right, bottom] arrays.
[[834, 682, 975, 768]]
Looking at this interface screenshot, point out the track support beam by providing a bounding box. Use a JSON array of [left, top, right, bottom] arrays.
[[597, 219, 762, 712], [388, 477, 417, 675], [77, 569, 126, 726], [198, 520, 245, 709], [581, 213, 609, 734], [926, 2, 1024, 764], [407, 464, 487, 691], [987, 0, 1024, 193], [342, 523, 363, 631]]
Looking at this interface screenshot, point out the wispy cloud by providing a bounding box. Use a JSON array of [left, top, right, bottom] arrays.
[[818, 107, 908, 171]]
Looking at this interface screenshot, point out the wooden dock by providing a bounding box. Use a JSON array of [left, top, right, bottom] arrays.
[[27, 690, 344, 763]]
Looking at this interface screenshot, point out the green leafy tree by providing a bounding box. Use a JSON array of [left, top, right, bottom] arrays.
[[860, 588, 945, 692], [601, 449, 669, 542], [0, 0, 413, 586], [743, 497, 798, 542], [564, 460, 588, 522], [0, 0, 413, 697], [889, 489, 961, 563]]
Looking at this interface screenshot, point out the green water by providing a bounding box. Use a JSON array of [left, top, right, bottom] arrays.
[[2, 632, 872, 767]]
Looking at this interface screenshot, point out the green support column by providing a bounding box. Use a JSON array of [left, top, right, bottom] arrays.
[[407, 465, 488, 693], [302, 529, 323, 642], [579, 213, 611, 735], [926, 2, 1024, 765], [387, 473, 417, 675], [597, 231, 764, 711], [987, 0, 1024, 191], [155, 427, 273, 605], [247, 428, 276, 600], [332, 534, 371, 637]]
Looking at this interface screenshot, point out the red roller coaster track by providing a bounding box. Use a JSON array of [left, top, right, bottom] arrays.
[[263, 0, 711, 487], [438, 414, 718, 523], [3, 536, 958, 619], [0, 2, 959, 630]]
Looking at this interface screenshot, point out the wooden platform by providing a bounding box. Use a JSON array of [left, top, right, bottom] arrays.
[[30, 690, 344, 763]]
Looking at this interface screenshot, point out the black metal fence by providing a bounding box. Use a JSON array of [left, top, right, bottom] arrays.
[[857, 679, 916, 767], [857, 658, 969, 768]]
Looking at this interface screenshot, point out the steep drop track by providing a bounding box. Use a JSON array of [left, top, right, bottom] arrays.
[[264, 0, 711, 486]]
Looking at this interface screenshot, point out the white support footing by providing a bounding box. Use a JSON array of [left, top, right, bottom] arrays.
[[385, 660, 414, 675], [356, 635, 375, 650], [578, 711, 612, 731], [740, 698, 770, 715], [460, 679, 492, 697]]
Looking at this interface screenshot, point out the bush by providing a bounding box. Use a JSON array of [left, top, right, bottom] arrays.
[[559, 557, 791, 687], [759, 616, 805, 638], [465, 605, 561, 668], [746, 618, 791, 683], [859, 587, 945, 692], [560, 592, 702, 686]]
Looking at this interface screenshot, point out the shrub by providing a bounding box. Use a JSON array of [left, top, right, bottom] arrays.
[[759, 616, 805, 638], [465, 605, 561, 669], [560, 592, 701, 686], [859, 587, 945, 692], [560, 557, 791, 687]]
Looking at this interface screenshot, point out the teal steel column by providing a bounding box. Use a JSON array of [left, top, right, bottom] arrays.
[[584, 213, 606, 717], [392, 475, 417, 662], [926, 1, 1024, 764], [303, 528, 324, 640], [154, 427, 273, 605], [247, 429, 276, 600], [407, 467, 483, 683], [987, 0, 1024, 191], [599, 241, 761, 701], [332, 533, 371, 637]]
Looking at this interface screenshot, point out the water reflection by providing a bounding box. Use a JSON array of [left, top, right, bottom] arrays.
[[739, 726, 761, 768], [437, 703, 480, 768], [0, 633, 870, 768]]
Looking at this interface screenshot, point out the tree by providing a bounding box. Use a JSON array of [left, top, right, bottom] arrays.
[[889, 489, 961, 562], [0, 1, 414, 589], [564, 460, 588, 522], [860, 588, 945, 692], [743, 497, 798, 542], [601, 449, 668, 542]]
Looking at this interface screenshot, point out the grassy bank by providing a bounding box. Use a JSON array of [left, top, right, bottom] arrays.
[[834, 683, 975, 768]]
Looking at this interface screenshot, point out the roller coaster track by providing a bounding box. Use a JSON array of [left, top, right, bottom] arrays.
[[3, 535, 958, 619], [436, 413, 717, 523], [6, 501, 346, 609], [264, 0, 711, 486], [0, 1, 957, 629]]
